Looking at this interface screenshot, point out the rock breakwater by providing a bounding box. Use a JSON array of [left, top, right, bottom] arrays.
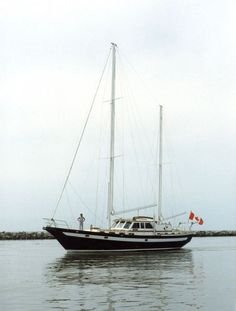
[[0, 231, 54, 240], [192, 230, 236, 237]]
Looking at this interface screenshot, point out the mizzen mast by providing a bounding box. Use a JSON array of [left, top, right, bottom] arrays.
[[157, 105, 163, 222], [107, 42, 117, 228]]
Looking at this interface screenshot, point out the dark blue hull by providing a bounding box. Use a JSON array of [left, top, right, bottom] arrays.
[[44, 227, 192, 252]]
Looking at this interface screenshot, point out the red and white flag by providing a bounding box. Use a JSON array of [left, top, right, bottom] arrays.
[[189, 211, 204, 225]]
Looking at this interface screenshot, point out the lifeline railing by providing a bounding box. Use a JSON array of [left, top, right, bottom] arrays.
[[43, 218, 70, 229]]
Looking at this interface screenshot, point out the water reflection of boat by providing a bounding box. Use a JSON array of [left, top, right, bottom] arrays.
[[44, 43, 192, 252], [45, 249, 202, 310], [48, 249, 194, 281]]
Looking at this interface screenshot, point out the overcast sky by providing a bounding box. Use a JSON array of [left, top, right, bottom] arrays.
[[1, 0, 236, 231]]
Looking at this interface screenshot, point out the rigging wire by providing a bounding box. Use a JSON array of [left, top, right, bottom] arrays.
[[51, 47, 112, 219], [117, 58, 126, 213], [65, 188, 78, 228], [67, 181, 104, 225], [118, 56, 152, 208], [117, 49, 160, 105], [119, 50, 186, 219], [118, 50, 157, 187], [95, 59, 111, 226]]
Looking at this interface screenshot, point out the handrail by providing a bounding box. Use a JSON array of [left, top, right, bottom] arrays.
[[43, 218, 70, 229]]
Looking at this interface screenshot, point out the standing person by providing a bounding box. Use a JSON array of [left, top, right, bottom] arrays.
[[77, 213, 85, 230]]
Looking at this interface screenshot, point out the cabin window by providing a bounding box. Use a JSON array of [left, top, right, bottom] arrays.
[[132, 223, 139, 229], [124, 222, 132, 229], [116, 221, 125, 228], [112, 221, 118, 228], [140, 223, 145, 229], [145, 223, 153, 229]]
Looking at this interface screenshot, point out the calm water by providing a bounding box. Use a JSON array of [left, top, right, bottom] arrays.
[[1, 237, 235, 311]]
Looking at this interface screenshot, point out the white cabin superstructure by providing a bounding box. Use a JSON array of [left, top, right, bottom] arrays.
[[110, 217, 173, 234]]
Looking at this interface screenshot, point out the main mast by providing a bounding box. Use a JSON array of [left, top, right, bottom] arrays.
[[157, 105, 163, 222], [108, 42, 117, 228]]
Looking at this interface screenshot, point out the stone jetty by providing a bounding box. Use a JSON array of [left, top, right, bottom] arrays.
[[192, 230, 236, 237], [0, 231, 54, 240], [0, 230, 235, 240]]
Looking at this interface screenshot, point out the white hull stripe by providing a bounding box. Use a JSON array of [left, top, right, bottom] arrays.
[[63, 231, 188, 243]]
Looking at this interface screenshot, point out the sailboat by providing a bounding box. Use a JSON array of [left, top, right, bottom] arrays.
[[43, 43, 193, 251]]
